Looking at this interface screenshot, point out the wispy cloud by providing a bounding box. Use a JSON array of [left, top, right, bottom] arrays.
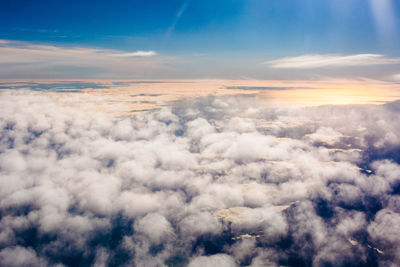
[[263, 54, 400, 69], [112, 51, 157, 57], [166, 0, 192, 37], [0, 39, 171, 78], [0, 39, 156, 59], [392, 74, 400, 81]]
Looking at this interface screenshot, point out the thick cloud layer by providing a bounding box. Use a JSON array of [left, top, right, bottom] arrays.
[[1, 90, 400, 266]]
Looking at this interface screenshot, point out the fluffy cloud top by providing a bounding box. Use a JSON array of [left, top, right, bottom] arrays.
[[1, 90, 400, 266]]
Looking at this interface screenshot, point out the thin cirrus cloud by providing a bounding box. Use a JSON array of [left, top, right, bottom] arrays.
[[392, 74, 400, 81], [263, 54, 400, 69], [0, 39, 167, 78], [112, 51, 157, 57], [0, 39, 157, 60], [166, 0, 192, 37]]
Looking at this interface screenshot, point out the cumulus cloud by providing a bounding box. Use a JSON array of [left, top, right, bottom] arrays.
[[263, 54, 400, 69], [188, 254, 237, 267], [1, 89, 400, 265], [0, 246, 47, 267]]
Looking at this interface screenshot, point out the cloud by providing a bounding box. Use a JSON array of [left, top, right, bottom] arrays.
[[1, 89, 400, 265], [188, 254, 237, 267], [166, 0, 192, 37], [263, 54, 400, 69], [112, 51, 157, 57], [0, 40, 170, 79], [0, 246, 47, 267], [392, 74, 400, 81], [0, 39, 156, 57]]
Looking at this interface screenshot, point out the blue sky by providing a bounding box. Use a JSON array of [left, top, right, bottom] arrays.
[[0, 0, 399, 79]]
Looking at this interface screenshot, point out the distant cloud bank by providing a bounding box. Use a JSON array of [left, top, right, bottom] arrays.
[[1, 90, 400, 266]]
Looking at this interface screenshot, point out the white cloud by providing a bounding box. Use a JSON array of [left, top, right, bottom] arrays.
[[188, 254, 237, 267], [263, 54, 400, 69], [112, 51, 157, 57], [392, 74, 400, 81], [0, 39, 156, 58], [1, 90, 400, 265], [0, 246, 47, 267], [0, 39, 168, 78]]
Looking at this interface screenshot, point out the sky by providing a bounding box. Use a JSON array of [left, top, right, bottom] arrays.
[[0, 0, 400, 80]]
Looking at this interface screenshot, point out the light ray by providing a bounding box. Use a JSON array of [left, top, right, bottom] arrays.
[[369, 0, 396, 41]]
